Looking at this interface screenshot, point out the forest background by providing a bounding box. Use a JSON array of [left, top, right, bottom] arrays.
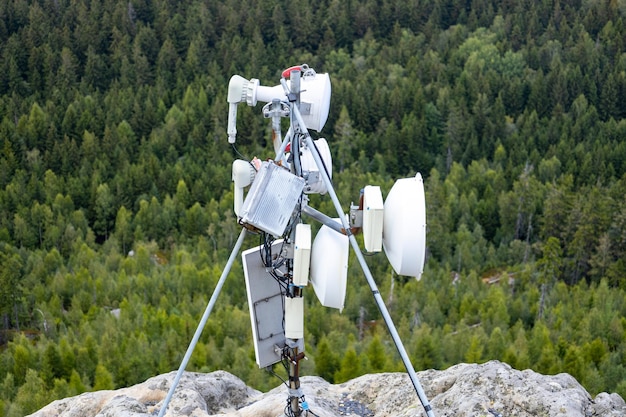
[[1, 0, 626, 415]]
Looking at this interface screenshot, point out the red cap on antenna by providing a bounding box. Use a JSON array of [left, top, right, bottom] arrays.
[[282, 66, 302, 78]]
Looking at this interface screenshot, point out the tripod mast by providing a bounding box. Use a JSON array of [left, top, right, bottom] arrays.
[[159, 65, 436, 417]]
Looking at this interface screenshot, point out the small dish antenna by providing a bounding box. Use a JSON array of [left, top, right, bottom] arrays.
[[310, 217, 349, 310]]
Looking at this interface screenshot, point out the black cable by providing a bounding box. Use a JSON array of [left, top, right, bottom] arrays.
[[267, 366, 290, 388], [257, 233, 289, 299], [310, 137, 332, 187], [280, 355, 290, 374], [231, 143, 259, 178], [280, 282, 286, 331], [259, 232, 275, 268], [231, 143, 249, 161], [292, 134, 303, 177]]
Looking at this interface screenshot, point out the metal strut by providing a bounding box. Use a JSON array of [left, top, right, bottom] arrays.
[[291, 104, 437, 417], [282, 68, 307, 417], [157, 228, 248, 417]]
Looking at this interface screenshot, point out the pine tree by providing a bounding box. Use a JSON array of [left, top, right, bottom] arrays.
[[334, 345, 360, 383], [40, 343, 64, 388], [11, 369, 50, 416], [365, 334, 387, 372], [563, 345, 585, 383], [464, 334, 485, 363], [93, 363, 115, 391]]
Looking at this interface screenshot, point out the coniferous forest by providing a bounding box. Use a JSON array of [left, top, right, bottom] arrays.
[[2, 0, 626, 415]]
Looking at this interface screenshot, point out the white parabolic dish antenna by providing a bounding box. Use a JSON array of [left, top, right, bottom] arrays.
[[310, 218, 348, 310], [382, 173, 427, 279]]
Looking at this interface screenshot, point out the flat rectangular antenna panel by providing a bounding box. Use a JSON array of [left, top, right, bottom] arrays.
[[242, 242, 286, 368], [293, 223, 311, 286], [239, 161, 305, 237], [363, 185, 384, 252]]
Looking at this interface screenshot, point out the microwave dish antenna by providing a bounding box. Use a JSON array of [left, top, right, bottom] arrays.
[[158, 65, 434, 417]]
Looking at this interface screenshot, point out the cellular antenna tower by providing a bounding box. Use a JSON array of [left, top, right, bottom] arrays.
[[158, 65, 435, 417]]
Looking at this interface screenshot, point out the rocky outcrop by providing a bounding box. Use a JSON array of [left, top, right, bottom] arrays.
[[29, 360, 626, 417]]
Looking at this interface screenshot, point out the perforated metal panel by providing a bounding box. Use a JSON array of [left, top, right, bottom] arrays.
[[239, 161, 305, 237]]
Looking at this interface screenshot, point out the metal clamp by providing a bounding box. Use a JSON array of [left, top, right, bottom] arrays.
[[263, 99, 290, 119]]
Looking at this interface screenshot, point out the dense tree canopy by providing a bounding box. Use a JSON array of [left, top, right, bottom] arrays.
[[1, 0, 626, 415]]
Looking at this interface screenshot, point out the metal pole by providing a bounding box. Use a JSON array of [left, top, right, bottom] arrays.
[[286, 77, 305, 416], [294, 106, 435, 417], [287, 344, 305, 417], [157, 228, 248, 417], [347, 234, 435, 417], [301, 205, 345, 235]]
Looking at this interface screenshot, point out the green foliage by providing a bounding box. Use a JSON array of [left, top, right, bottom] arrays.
[[11, 369, 50, 416], [334, 344, 361, 383], [365, 333, 387, 372]]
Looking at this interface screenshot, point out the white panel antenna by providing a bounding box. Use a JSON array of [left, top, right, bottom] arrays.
[[362, 185, 384, 252], [293, 223, 311, 287]]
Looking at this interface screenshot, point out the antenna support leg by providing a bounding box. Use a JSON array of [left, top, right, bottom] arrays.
[[157, 228, 248, 417], [292, 105, 436, 417]]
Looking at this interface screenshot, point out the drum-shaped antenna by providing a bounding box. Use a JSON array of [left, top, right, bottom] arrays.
[[382, 173, 427, 279]]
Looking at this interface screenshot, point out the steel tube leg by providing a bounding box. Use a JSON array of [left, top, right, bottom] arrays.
[[296, 115, 435, 416], [348, 234, 436, 417], [157, 228, 248, 417]]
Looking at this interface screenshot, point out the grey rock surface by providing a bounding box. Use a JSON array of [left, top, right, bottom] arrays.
[[28, 361, 626, 417]]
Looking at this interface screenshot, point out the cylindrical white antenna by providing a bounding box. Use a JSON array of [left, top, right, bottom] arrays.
[[227, 75, 259, 143], [232, 160, 256, 216]]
